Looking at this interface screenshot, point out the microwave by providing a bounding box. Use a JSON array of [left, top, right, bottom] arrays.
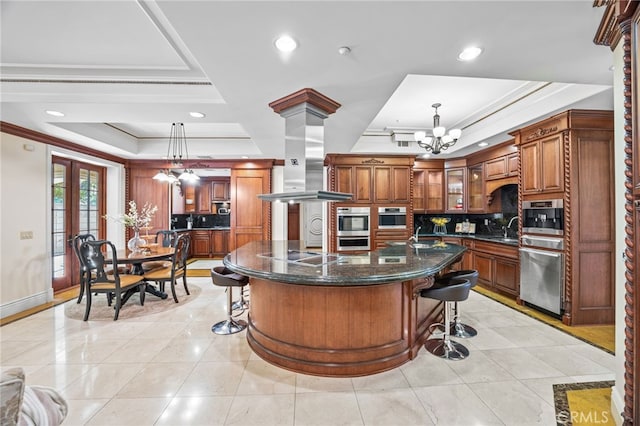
[[378, 207, 407, 229]]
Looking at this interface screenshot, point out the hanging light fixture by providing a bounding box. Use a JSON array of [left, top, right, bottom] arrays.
[[414, 103, 462, 155], [152, 122, 200, 183]]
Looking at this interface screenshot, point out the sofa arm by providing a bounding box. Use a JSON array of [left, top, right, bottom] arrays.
[[0, 368, 26, 425]]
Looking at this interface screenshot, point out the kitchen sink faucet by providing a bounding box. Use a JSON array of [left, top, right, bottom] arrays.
[[409, 226, 421, 242], [503, 216, 518, 238]]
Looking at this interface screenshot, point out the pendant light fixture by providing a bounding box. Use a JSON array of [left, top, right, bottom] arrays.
[[414, 103, 462, 155], [153, 122, 200, 183]]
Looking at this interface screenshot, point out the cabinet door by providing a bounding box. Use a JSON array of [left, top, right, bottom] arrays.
[[192, 231, 211, 256], [445, 168, 465, 212], [540, 134, 564, 193], [211, 230, 229, 257], [354, 166, 373, 202], [373, 166, 391, 203], [473, 252, 494, 287], [413, 170, 425, 212], [507, 153, 519, 176], [494, 257, 519, 296], [196, 183, 211, 212], [426, 170, 444, 212], [335, 166, 354, 194], [520, 142, 541, 194], [211, 180, 230, 201], [392, 166, 410, 203], [484, 157, 507, 180], [184, 185, 196, 213], [467, 164, 483, 212]]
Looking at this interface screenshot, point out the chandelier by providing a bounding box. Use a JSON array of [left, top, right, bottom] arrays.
[[153, 122, 200, 183], [414, 103, 462, 155]]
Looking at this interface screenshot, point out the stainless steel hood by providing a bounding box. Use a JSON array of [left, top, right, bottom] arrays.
[[258, 88, 353, 203]]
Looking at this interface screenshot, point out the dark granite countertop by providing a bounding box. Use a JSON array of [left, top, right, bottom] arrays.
[[223, 240, 466, 286], [416, 233, 519, 247], [172, 227, 231, 232]]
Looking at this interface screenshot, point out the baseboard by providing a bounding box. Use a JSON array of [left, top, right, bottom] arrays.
[[610, 385, 624, 425], [0, 290, 52, 319]]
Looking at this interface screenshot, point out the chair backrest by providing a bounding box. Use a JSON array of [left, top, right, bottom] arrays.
[[156, 230, 178, 248], [173, 233, 190, 271], [79, 240, 122, 287], [72, 233, 96, 269]]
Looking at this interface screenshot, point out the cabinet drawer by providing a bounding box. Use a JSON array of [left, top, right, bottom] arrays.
[[473, 241, 518, 259]]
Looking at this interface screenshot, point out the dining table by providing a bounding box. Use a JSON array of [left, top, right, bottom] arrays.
[[105, 246, 175, 303]]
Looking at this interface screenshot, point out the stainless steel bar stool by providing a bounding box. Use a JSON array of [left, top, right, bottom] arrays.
[[211, 266, 249, 335], [435, 270, 479, 338], [420, 278, 472, 360]]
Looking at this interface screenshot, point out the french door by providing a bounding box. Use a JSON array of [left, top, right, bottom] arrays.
[[51, 156, 105, 292]]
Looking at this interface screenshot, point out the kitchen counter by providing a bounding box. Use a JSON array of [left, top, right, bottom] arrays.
[[172, 227, 230, 231], [416, 233, 519, 246], [223, 239, 466, 285], [223, 240, 465, 377]]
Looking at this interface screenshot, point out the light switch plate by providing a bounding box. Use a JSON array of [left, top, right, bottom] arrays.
[[20, 231, 33, 240]]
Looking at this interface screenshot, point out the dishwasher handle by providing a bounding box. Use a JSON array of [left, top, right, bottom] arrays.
[[519, 247, 562, 257]]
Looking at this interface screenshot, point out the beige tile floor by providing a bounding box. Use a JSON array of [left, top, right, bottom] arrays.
[[1, 276, 616, 425]]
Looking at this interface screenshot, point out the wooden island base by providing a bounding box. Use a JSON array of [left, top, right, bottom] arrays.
[[246, 277, 441, 377]]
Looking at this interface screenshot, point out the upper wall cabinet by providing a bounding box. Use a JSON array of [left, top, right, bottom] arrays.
[[467, 163, 484, 212], [413, 160, 444, 213], [327, 154, 414, 205], [518, 134, 564, 195], [445, 167, 465, 212], [211, 179, 230, 201]]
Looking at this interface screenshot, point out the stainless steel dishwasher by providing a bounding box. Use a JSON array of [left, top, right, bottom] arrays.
[[519, 235, 564, 315]]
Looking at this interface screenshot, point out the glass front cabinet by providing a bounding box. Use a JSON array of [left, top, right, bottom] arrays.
[[445, 168, 465, 212], [467, 163, 484, 212]]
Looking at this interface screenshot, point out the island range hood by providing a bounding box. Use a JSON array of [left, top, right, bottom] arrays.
[[258, 88, 353, 203]]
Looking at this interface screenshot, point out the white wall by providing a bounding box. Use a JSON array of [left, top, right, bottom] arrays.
[[0, 131, 125, 318], [0, 133, 51, 315]]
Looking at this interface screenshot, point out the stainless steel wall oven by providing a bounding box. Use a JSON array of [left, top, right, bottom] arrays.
[[377, 206, 407, 229], [337, 206, 370, 251]]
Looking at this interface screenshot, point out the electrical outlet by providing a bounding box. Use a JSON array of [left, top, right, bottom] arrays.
[[484, 219, 489, 225], [20, 231, 33, 240]]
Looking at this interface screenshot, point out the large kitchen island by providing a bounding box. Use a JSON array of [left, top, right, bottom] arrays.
[[224, 240, 466, 377]]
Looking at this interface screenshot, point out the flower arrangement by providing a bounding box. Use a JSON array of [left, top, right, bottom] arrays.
[[104, 200, 158, 232]]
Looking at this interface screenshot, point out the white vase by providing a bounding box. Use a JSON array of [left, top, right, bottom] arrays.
[[127, 229, 146, 253]]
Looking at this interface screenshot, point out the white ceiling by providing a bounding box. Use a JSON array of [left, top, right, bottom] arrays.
[[0, 1, 613, 161]]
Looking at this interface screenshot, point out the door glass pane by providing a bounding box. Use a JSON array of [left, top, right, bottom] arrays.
[[53, 210, 65, 233], [52, 163, 68, 279]]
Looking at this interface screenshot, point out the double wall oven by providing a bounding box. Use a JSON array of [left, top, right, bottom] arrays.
[[519, 199, 565, 316], [336, 206, 370, 251]]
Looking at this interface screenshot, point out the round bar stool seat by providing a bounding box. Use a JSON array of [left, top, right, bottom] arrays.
[[420, 278, 472, 361], [211, 266, 249, 335], [435, 270, 479, 338]]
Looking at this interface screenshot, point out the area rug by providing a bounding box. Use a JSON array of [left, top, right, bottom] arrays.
[[64, 283, 201, 321], [553, 381, 615, 425]]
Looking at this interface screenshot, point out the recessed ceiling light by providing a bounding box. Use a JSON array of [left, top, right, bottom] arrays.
[[189, 112, 205, 118], [457, 46, 483, 61], [275, 35, 297, 53], [241, 156, 249, 159], [45, 110, 65, 117], [478, 142, 489, 147], [421, 153, 431, 159]]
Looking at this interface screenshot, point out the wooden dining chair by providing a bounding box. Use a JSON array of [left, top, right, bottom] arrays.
[[78, 240, 147, 321], [143, 233, 191, 303], [142, 230, 178, 272], [72, 233, 96, 304]]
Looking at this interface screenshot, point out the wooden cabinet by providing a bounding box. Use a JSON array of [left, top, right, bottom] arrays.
[[192, 230, 211, 256], [212, 230, 229, 257], [484, 153, 518, 180], [196, 181, 211, 213], [413, 163, 444, 213], [471, 240, 519, 297], [467, 163, 483, 212], [211, 179, 230, 201], [335, 165, 373, 203], [507, 153, 518, 176], [513, 110, 614, 325], [183, 185, 196, 213], [230, 168, 271, 251], [192, 229, 230, 258], [373, 228, 409, 249], [445, 168, 465, 212], [519, 133, 564, 195], [373, 166, 410, 203]]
